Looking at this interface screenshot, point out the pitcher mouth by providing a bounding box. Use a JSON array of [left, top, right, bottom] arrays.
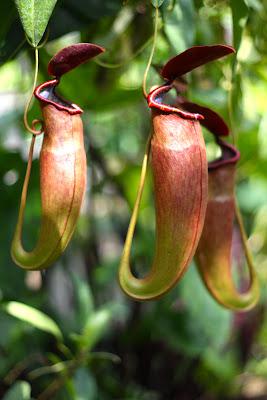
[[208, 139, 240, 170], [34, 80, 83, 115], [147, 84, 204, 120]]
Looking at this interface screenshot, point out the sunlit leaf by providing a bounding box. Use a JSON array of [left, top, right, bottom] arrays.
[[230, 0, 248, 52], [151, 0, 165, 7], [28, 360, 74, 380], [2, 381, 31, 400], [14, 0, 57, 46], [162, 0, 195, 53], [71, 303, 126, 351], [1, 301, 63, 341], [230, 68, 243, 126]]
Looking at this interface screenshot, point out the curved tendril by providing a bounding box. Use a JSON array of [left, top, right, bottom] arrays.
[[234, 196, 259, 298], [94, 36, 153, 69], [142, 6, 160, 98], [23, 48, 43, 135], [36, 29, 50, 49], [25, 29, 50, 50], [14, 135, 36, 244], [226, 52, 258, 305], [119, 135, 151, 289]]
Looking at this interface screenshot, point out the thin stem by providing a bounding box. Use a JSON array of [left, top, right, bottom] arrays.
[[228, 57, 258, 289], [15, 135, 36, 239], [23, 48, 41, 135], [142, 6, 159, 98], [227, 61, 237, 146], [94, 36, 153, 69], [37, 376, 67, 400], [122, 135, 151, 261], [234, 199, 257, 280]]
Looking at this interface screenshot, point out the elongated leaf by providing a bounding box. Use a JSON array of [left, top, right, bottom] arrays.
[[70, 271, 94, 332], [2, 381, 31, 400], [29, 360, 74, 380], [151, 0, 165, 7], [81, 308, 115, 351], [14, 0, 57, 46], [72, 303, 126, 351], [1, 301, 63, 341], [230, 0, 248, 52], [229, 0, 247, 131], [162, 0, 195, 53]]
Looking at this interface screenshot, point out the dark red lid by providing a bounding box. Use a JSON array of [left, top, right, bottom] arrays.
[[48, 43, 105, 78], [161, 45, 235, 81]]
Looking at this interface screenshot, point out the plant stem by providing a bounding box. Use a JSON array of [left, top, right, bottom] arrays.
[[23, 47, 42, 135], [121, 135, 151, 266], [234, 199, 257, 281], [142, 6, 159, 98], [14, 134, 36, 240], [227, 60, 237, 146]]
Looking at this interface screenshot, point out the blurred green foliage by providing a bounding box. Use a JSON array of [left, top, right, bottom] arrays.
[[0, 0, 267, 399]]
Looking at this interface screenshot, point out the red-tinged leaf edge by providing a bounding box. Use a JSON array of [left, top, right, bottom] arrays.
[[161, 45, 235, 81], [209, 139, 240, 170], [176, 98, 229, 136], [147, 84, 204, 120], [48, 43, 105, 78], [34, 80, 83, 115]]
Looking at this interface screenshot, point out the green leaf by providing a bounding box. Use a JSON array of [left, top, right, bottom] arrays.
[[1, 301, 63, 341], [69, 271, 94, 332], [151, 0, 165, 7], [71, 303, 126, 351], [28, 360, 74, 380], [74, 368, 98, 400], [230, 0, 248, 52], [81, 304, 126, 350], [162, 0, 195, 53], [74, 308, 114, 351], [14, 0, 57, 46], [2, 381, 31, 400]]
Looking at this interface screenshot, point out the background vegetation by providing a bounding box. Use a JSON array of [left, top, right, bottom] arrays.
[[0, 0, 267, 398]]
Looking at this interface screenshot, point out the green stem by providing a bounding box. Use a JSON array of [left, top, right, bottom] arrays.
[[142, 6, 160, 98], [234, 199, 258, 282], [227, 58, 238, 146], [121, 135, 151, 260], [228, 58, 259, 301], [23, 48, 42, 135]]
